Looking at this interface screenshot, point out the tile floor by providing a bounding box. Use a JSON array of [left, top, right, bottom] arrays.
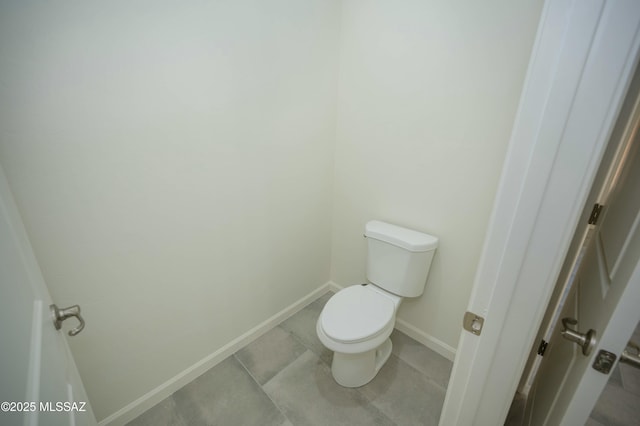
[[127, 292, 453, 426]]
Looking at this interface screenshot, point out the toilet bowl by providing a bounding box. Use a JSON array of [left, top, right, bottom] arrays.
[[316, 220, 438, 387], [316, 284, 401, 387]]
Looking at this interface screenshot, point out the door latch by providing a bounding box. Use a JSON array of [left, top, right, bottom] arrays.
[[592, 349, 617, 374], [593, 342, 640, 374], [463, 311, 484, 336]]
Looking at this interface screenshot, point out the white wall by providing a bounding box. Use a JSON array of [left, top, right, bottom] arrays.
[[331, 0, 544, 351], [0, 0, 340, 421]]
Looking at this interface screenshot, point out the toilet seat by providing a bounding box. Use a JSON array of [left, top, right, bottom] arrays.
[[320, 285, 395, 344]]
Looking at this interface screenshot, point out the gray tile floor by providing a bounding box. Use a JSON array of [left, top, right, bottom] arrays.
[[127, 291, 453, 426]]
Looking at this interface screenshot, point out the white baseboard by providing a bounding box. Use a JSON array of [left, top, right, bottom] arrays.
[[99, 282, 332, 426], [394, 318, 456, 361], [328, 281, 457, 361]]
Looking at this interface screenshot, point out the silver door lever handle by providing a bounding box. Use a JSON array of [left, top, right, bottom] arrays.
[[620, 342, 640, 369], [50, 304, 85, 336], [561, 317, 596, 356]]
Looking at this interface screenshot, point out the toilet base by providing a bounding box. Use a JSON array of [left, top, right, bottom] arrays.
[[330, 338, 393, 387]]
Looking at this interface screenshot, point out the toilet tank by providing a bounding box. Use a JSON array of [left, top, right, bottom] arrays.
[[364, 221, 438, 297]]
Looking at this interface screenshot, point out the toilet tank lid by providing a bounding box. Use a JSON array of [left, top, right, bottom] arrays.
[[365, 220, 438, 252]]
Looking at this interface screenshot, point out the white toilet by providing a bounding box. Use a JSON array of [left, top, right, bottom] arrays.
[[316, 220, 438, 387]]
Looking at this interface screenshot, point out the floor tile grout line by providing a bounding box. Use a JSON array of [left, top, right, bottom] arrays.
[[259, 348, 399, 426], [285, 330, 331, 366], [252, 311, 400, 425], [231, 301, 336, 426], [232, 350, 297, 426], [346, 351, 447, 426]]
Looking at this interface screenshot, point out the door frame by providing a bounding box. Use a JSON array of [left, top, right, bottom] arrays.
[[439, 1, 640, 425]]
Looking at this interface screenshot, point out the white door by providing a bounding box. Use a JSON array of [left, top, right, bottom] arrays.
[[525, 132, 640, 425], [439, 1, 640, 425], [0, 166, 96, 426]]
